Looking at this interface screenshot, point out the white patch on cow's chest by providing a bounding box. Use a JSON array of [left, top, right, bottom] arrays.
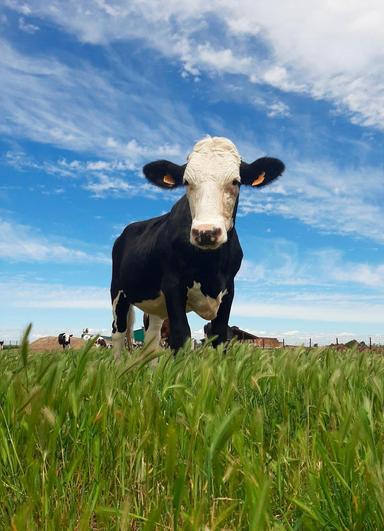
[[134, 282, 227, 321], [135, 293, 168, 319], [187, 281, 227, 320]]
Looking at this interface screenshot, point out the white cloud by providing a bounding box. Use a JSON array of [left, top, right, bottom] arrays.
[[239, 159, 384, 244], [233, 242, 384, 335], [233, 244, 384, 331], [4, 151, 138, 177], [3, 150, 181, 199], [0, 218, 110, 263], [266, 100, 290, 118], [232, 299, 384, 325], [237, 246, 384, 289], [83, 173, 135, 196], [6, 2, 31, 15], [104, 138, 181, 162], [283, 330, 300, 337], [0, 280, 110, 309], [0, 38, 197, 158], [5, 0, 384, 129], [312, 249, 384, 288], [18, 16, 39, 33]]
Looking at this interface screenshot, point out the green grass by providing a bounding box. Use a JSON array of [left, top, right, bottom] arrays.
[[1, 329, 384, 530]]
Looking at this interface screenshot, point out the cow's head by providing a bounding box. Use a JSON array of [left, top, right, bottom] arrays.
[[143, 137, 285, 250]]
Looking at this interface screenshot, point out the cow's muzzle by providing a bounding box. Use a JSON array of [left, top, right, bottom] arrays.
[[191, 225, 225, 250]]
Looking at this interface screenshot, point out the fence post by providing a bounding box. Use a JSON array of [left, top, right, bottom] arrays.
[[369, 337, 372, 350], [262, 338, 265, 349], [282, 338, 285, 348], [336, 337, 338, 345], [309, 338, 312, 348]]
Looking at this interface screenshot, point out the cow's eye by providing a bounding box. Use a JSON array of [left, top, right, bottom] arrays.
[[232, 179, 240, 186], [184, 180, 189, 186]]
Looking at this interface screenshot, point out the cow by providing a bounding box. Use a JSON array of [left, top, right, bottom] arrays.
[[58, 332, 73, 350], [111, 136, 285, 357], [0, 341, 3, 351], [95, 336, 108, 348], [81, 328, 92, 341]]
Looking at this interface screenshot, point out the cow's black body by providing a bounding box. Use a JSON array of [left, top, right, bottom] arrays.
[[111, 195, 243, 350], [58, 333, 72, 350]]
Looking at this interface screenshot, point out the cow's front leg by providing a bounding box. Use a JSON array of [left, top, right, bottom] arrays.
[[209, 279, 235, 347], [163, 278, 191, 351]]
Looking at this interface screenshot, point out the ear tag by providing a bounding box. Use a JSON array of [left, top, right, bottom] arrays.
[[251, 172, 265, 186], [163, 174, 175, 187]]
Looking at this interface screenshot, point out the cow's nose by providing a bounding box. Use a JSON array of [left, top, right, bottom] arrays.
[[192, 227, 222, 247]]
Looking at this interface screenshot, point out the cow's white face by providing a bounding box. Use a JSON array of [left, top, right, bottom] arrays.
[[143, 136, 285, 251], [184, 138, 241, 249]]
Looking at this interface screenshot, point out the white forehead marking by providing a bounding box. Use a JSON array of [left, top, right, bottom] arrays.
[[185, 137, 241, 184]]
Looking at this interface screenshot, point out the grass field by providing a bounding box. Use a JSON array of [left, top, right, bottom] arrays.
[[1, 328, 384, 530]]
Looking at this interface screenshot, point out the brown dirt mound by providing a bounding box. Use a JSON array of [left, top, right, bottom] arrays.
[[29, 336, 85, 352]]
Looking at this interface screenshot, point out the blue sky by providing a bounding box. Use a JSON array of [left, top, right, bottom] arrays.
[[1, 0, 383, 345]]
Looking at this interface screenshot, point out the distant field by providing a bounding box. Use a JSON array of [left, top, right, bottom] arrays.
[[1, 332, 384, 529]]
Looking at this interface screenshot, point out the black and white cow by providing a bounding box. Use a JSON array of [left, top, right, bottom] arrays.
[[95, 336, 108, 348], [58, 332, 73, 350], [111, 137, 285, 356]]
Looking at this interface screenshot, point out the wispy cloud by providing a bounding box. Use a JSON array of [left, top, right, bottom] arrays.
[[266, 100, 290, 119], [3, 150, 181, 199], [0, 218, 110, 263], [239, 159, 384, 244], [0, 278, 110, 309], [238, 246, 384, 289], [232, 298, 384, 325], [0, 38, 196, 158], [83, 174, 136, 196], [234, 242, 384, 329], [18, 16, 39, 33], [5, 0, 384, 129]]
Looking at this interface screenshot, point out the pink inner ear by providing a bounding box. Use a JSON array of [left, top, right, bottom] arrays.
[[163, 174, 175, 186], [251, 172, 265, 186]]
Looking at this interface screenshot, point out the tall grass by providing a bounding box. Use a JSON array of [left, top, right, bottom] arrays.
[[1, 331, 384, 529]]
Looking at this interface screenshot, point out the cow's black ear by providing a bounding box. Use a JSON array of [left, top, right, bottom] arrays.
[[143, 160, 186, 188], [240, 157, 285, 187]]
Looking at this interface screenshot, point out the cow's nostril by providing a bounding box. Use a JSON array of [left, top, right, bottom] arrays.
[[192, 227, 222, 246], [199, 232, 211, 245]]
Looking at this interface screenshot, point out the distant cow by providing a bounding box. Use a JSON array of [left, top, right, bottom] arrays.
[[95, 337, 108, 348], [111, 136, 285, 356], [58, 332, 73, 350], [81, 328, 92, 341]]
